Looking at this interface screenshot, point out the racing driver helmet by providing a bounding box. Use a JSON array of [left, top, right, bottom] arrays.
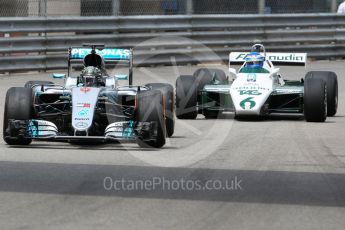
[[244, 52, 265, 68], [81, 66, 103, 87]]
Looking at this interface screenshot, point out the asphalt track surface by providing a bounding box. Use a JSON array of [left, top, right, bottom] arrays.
[[0, 61, 344, 230]]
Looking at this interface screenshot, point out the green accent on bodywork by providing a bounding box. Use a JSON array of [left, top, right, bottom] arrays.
[[199, 91, 234, 112], [240, 97, 256, 109], [199, 78, 234, 112], [239, 67, 270, 74], [268, 93, 304, 113], [239, 90, 262, 96], [283, 80, 304, 86]]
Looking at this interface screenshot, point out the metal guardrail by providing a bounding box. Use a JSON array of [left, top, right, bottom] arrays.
[[0, 14, 345, 72]]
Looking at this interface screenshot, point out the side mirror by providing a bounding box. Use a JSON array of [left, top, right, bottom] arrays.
[[52, 73, 66, 79], [229, 68, 237, 75], [115, 74, 128, 80]]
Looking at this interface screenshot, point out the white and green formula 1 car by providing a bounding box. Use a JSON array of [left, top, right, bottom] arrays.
[[176, 44, 338, 122]]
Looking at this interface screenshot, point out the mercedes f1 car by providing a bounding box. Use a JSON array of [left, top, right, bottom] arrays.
[[3, 44, 174, 148], [176, 44, 338, 122]]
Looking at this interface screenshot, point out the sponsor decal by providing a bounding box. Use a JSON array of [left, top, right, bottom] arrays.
[[240, 97, 256, 109], [247, 73, 257, 82], [275, 89, 302, 94], [76, 103, 91, 108], [75, 117, 90, 121], [239, 90, 262, 96], [75, 122, 88, 129], [233, 86, 270, 91], [78, 109, 89, 116], [234, 53, 305, 62], [71, 48, 130, 60], [80, 87, 91, 93]]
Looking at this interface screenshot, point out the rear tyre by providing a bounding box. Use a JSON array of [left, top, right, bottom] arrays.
[[145, 83, 175, 137], [24, 81, 54, 88], [176, 75, 198, 119], [305, 71, 338, 116], [137, 90, 166, 148], [304, 77, 327, 122], [3, 87, 33, 145]]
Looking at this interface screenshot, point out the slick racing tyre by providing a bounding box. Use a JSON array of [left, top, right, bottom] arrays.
[[145, 83, 175, 137], [305, 71, 338, 117], [203, 110, 220, 119], [193, 68, 227, 91], [24, 81, 54, 88], [137, 90, 166, 148], [304, 77, 327, 122], [176, 75, 198, 119], [3, 87, 33, 145]]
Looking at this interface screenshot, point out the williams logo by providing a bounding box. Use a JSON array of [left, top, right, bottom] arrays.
[[247, 73, 257, 82]]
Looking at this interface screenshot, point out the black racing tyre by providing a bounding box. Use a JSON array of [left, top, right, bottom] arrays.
[[305, 71, 338, 117], [3, 87, 33, 145], [304, 77, 327, 122], [24, 80, 54, 88], [193, 68, 227, 91], [145, 83, 175, 137], [203, 110, 220, 119], [137, 90, 166, 148], [175, 75, 198, 119]]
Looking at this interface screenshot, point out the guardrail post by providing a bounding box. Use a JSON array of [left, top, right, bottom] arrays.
[[112, 0, 121, 16], [331, 0, 338, 13], [258, 0, 265, 14], [38, 0, 47, 17], [186, 0, 193, 15]]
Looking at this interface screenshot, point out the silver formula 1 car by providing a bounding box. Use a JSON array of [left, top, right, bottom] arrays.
[[3, 44, 174, 148], [176, 44, 338, 122]]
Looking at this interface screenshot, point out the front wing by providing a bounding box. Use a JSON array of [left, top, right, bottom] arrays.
[[5, 119, 158, 143]]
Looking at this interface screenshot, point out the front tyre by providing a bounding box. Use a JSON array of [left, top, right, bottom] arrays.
[[203, 110, 220, 119], [305, 71, 338, 117], [3, 87, 33, 145], [145, 83, 175, 137], [304, 77, 327, 122], [136, 90, 166, 148]]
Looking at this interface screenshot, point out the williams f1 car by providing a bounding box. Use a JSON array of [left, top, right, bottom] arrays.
[[176, 44, 338, 122], [3, 44, 174, 147]]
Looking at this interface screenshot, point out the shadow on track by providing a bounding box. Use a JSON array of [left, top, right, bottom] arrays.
[[0, 161, 344, 207]]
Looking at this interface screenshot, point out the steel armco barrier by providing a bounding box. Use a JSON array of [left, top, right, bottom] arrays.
[[1, 14, 345, 72]]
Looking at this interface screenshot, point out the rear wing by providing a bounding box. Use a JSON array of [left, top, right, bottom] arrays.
[[69, 47, 132, 61], [68, 46, 133, 85], [229, 52, 307, 66]]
